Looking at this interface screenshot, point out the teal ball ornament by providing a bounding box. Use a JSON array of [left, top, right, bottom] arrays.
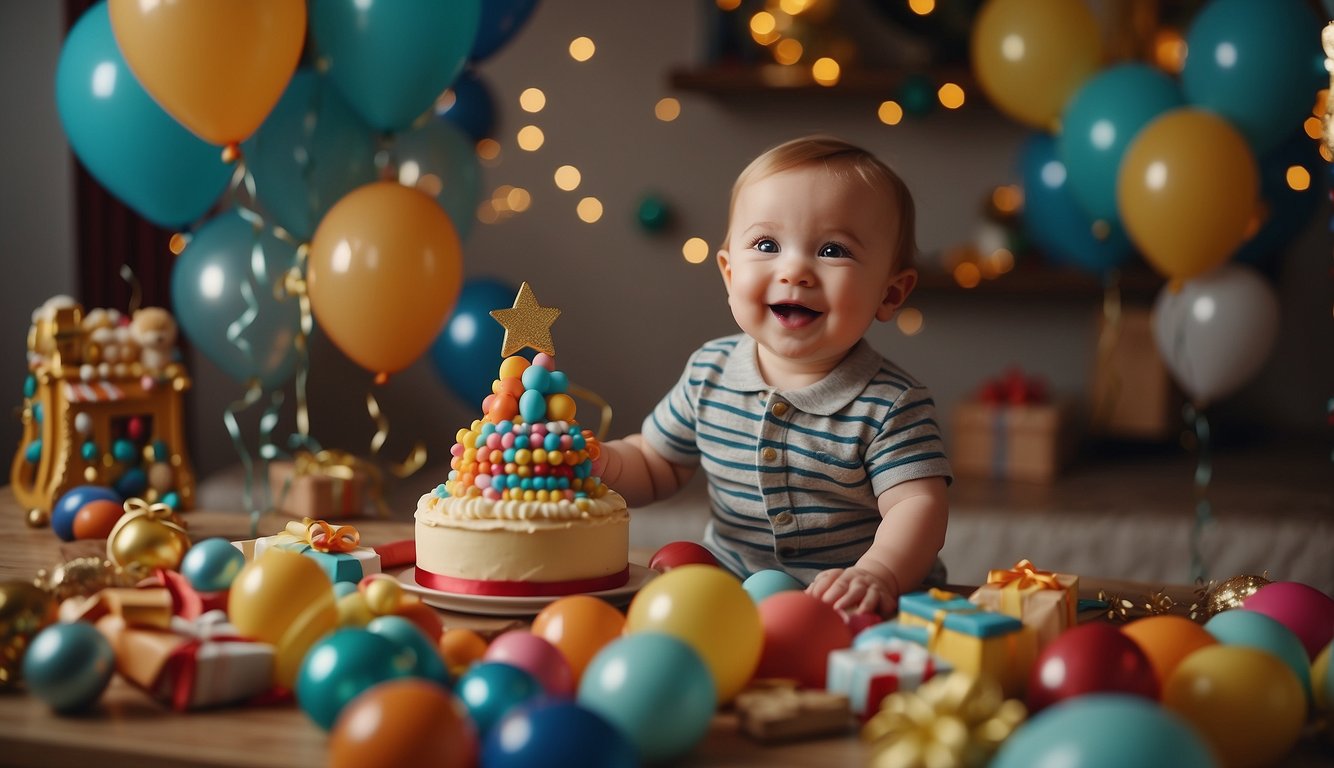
[[180, 537, 247, 592], [297, 628, 411, 730], [742, 569, 803, 603], [636, 194, 672, 234], [22, 621, 115, 712]]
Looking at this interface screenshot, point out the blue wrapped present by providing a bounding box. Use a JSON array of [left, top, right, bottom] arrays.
[[247, 518, 381, 584]]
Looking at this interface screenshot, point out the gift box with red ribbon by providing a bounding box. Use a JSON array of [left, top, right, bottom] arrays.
[[951, 368, 1076, 483], [826, 637, 950, 718], [968, 559, 1079, 649]]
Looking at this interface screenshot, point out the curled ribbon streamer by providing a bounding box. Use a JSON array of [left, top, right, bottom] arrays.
[[985, 559, 1061, 591], [222, 379, 266, 537], [118, 264, 143, 316], [282, 516, 361, 554], [281, 244, 316, 445], [861, 673, 1026, 768], [567, 381, 613, 441], [365, 388, 427, 481], [1089, 273, 1122, 433]]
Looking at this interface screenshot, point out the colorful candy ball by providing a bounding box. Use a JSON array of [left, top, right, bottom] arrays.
[[1241, 581, 1334, 660], [456, 661, 545, 736], [439, 628, 489, 677], [297, 628, 414, 730], [179, 537, 247, 592], [1026, 623, 1158, 712], [530, 596, 626, 684], [483, 630, 574, 697], [329, 679, 476, 768], [647, 541, 719, 572], [482, 700, 638, 768], [753, 591, 852, 688], [22, 621, 115, 712]]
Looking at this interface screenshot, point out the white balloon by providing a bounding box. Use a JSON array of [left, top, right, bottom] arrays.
[[1151, 264, 1279, 407]]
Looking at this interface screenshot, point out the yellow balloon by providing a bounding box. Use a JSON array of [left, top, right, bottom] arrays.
[[624, 564, 761, 702], [227, 550, 338, 688], [970, 0, 1102, 130], [1117, 108, 1260, 283], [308, 182, 463, 376], [1314, 641, 1331, 713], [1163, 645, 1306, 768], [108, 0, 305, 147]]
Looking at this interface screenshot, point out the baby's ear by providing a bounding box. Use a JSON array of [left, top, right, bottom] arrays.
[[876, 268, 917, 322], [716, 249, 732, 288]]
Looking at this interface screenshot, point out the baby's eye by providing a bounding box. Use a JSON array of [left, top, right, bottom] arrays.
[[753, 238, 779, 253], [819, 242, 850, 259]]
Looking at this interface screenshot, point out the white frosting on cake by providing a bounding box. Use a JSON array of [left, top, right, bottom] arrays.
[[416, 489, 627, 524]]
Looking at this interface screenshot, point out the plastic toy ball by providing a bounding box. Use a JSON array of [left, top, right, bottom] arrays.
[[439, 628, 489, 677], [483, 630, 574, 697], [531, 595, 625, 684], [22, 621, 115, 712], [1204, 608, 1311, 697], [1163, 645, 1306, 768], [753, 591, 852, 689], [179, 536, 246, 592], [992, 694, 1215, 768], [1026, 623, 1157, 712], [329, 679, 476, 768], [1242, 581, 1334, 660], [647, 541, 719, 571], [577, 633, 716, 764], [296, 628, 413, 730], [1120, 614, 1217, 687], [741, 569, 803, 603], [51, 485, 120, 541], [456, 661, 545, 737], [228, 549, 337, 688], [366, 614, 451, 688], [481, 700, 638, 768]]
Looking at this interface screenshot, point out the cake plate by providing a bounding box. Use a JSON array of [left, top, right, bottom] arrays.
[[392, 564, 657, 616]]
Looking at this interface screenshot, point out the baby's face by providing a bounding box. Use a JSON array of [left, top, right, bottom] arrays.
[[718, 163, 908, 369]]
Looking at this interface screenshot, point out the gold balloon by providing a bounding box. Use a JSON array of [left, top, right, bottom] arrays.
[[106, 505, 191, 572], [1203, 574, 1271, 619], [362, 577, 403, 616], [25, 508, 49, 528], [228, 550, 338, 688], [0, 580, 58, 689]]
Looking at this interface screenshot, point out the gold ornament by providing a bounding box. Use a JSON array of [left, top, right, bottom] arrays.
[[106, 498, 191, 572], [862, 673, 1027, 768], [34, 555, 145, 604], [1097, 590, 1135, 622], [1200, 573, 1271, 619], [362, 576, 403, 615], [25, 507, 49, 528], [490, 281, 561, 357], [0, 580, 58, 689]]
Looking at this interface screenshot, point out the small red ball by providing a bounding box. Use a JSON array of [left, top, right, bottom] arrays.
[[754, 591, 852, 688], [1027, 623, 1158, 712], [648, 541, 719, 572]]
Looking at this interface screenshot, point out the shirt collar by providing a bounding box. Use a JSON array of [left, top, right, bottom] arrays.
[[719, 335, 882, 416]]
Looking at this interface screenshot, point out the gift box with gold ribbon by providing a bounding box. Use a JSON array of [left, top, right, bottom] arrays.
[[968, 559, 1078, 649], [886, 588, 1036, 698], [91, 588, 274, 711], [269, 449, 383, 519], [241, 517, 381, 584]]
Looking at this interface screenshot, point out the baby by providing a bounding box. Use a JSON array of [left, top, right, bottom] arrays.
[[598, 136, 951, 617]]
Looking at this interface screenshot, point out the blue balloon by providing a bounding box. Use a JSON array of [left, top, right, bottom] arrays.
[[366, 615, 451, 688], [1234, 130, 1326, 270], [481, 700, 638, 768], [392, 118, 482, 241], [429, 278, 520, 408], [1205, 609, 1311, 698], [51, 485, 121, 542], [576, 633, 716, 764], [471, 0, 540, 62], [170, 209, 302, 389], [992, 695, 1216, 768], [54, 2, 230, 228], [1181, 0, 1324, 154], [457, 661, 545, 737], [311, 0, 482, 132], [1059, 64, 1183, 224], [179, 537, 247, 593], [437, 69, 497, 143], [1020, 133, 1134, 278], [742, 569, 804, 604], [244, 69, 378, 241], [296, 629, 413, 730], [22, 622, 116, 713]]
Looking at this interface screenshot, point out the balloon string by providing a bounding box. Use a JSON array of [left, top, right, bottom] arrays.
[[223, 380, 266, 537], [366, 387, 427, 483], [282, 244, 317, 451], [1089, 271, 1122, 433], [118, 265, 142, 315], [1185, 403, 1213, 584], [567, 382, 614, 442]]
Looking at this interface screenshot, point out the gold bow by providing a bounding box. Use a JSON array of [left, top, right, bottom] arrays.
[[986, 559, 1060, 591], [281, 517, 361, 554], [123, 497, 185, 527], [862, 673, 1026, 768]]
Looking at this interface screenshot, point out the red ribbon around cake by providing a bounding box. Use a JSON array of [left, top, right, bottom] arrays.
[[415, 567, 630, 597]]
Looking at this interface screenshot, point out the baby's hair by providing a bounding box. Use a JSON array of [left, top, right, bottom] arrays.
[[726, 135, 918, 271]]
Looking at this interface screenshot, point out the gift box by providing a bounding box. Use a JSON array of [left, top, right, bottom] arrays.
[[93, 590, 274, 711], [968, 559, 1078, 649], [1088, 305, 1182, 441], [892, 589, 1036, 698], [239, 518, 381, 585], [735, 682, 853, 742], [826, 637, 950, 717], [269, 450, 375, 519], [951, 369, 1077, 483]]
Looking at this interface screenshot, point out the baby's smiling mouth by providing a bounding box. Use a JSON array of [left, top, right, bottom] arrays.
[[769, 302, 822, 328]]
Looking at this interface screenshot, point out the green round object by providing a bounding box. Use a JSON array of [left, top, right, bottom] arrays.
[[636, 194, 672, 233], [899, 74, 937, 117]]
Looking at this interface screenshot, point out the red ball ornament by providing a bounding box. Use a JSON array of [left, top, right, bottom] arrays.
[[648, 541, 719, 572], [754, 591, 852, 688], [1027, 623, 1158, 712]]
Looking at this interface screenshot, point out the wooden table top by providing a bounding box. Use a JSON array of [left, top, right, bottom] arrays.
[[0, 494, 1323, 767]]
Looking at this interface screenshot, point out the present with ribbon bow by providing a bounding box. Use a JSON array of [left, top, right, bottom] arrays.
[[269, 449, 385, 519], [826, 636, 951, 718], [239, 517, 382, 585], [881, 589, 1036, 698], [951, 368, 1076, 483], [968, 559, 1078, 648], [91, 588, 275, 711]]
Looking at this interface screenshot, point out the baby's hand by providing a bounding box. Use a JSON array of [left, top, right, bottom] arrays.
[[806, 566, 900, 617]]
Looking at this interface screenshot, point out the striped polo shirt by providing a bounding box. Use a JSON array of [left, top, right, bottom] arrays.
[[642, 334, 952, 583]]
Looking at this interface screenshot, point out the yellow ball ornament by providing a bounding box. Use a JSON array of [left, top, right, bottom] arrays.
[[1203, 573, 1271, 619], [227, 550, 338, 688], [546, 393, 576, 421], [106, 504, 190, 572], [337, 591, 375, 628], [362, 577, 403, 616]]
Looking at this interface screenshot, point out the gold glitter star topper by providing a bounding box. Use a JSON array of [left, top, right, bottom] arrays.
[[490, 282, 561, 357]]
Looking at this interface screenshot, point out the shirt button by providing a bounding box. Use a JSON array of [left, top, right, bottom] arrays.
[[771, 402, 788, 417], [778, 546, 798, 557], [774, 511, 794, 526], [761, 447, 778, 462]]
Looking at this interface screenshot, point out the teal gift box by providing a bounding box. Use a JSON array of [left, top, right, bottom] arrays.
[[889, 589, 1036, 697], [235, 520, 381, 584]]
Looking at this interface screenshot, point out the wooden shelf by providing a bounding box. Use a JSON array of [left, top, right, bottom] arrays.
[[668, 64, 977, 98]]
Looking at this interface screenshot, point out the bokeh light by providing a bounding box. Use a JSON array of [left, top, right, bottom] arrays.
[[682, 237, 711, 264], [519, 88, 546, 113], [1285, 165, 1310, 191], [773, 38, 803, 65], [168, 233, 188, 255], [717, 0, 741, 10], [577, 197, 603, 223], [878, 101, 903, 125], [569, 37, 596, 62], [654, 97, 681, 122], [554, 165, 582, 191], [938, 82, 965, 109], [992, 185, 1022, 215], [476, 138, 501, 163], [1153, 28, 1187, 73], [507, 187, 532, 212], [909, 0, 935, 14], [517, 125, 545, 151], [812, 57, 840, 86], [896, 307, 924, 335], [953, 262, 982, 288]]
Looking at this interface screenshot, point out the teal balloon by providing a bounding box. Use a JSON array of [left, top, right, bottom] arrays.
[[471, 0, 540, 62], [429, 278, 519, 408], [992, 695, 1216, 768], [742, 569, 803, 603], [296, 629, 413, 730], [577, 633, 716, 764], [54, 2, 230, 228], [244, 70, 378, 241], [1234, 130, 1325, 271], [1181, 0, 1324, 154], [436, 69, 496, 142], [22, 622, 116, 713], [457, 661, 545, 736], [366, 615, 451, 688], [311, 0, 483, 131], [392, 118, 481, 240], [171, 209, 302, 389], [180, 537, 247, 592], [1205, 609, 1311, 698], [1059, 64, 1183, 224], [1021, 133, 1133, 278]]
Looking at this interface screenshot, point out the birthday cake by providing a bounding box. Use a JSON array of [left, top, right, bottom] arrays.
[[413, 284, 629, 596]]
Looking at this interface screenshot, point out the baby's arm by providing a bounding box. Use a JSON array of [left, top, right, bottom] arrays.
[[806, 476, 949, 616], [597, 435, 696, 508]]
